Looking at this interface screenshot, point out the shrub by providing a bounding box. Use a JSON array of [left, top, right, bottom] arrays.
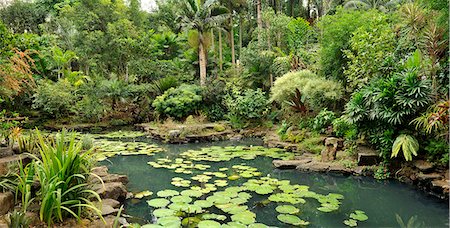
[[152, 84, 202, 119], [343, 13, 396, 90], [100, 79, 131, 110], [76, 96, 107, 122], [270, 70, 343, 111], [32, 79, 78, 118], [150, 76, 179, 96], [345, 70, 432, 127], [318, 8, 383, 82], [287, 17, 311, 52], [424, 139, 448, 165], [201, 79, 227, 121], [225, 89, 268, 124], [332, 117, 358, 140], [29, 130, 102, 225], [312, 109, 336, 133]]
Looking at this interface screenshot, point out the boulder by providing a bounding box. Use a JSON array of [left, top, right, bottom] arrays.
[[297, 161, 330, 172], [91, 166, 109, 177], [273, 160, 309, 169], [431, 179, 449, 193], [417, 172, 442, 181], [413, 160, 434, 172], [88, 215, 128, 228], [230, 134, 243, 141], [321, 137, 343, 162], [91, 174, 128, 185], [357, 147, 380, 166], [168, 130, 181, 139], [0, 192, 14, 215], [94, 182, 127, 202]]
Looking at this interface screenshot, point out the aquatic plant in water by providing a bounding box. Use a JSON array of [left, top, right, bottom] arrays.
[[139, 145, 370, 227]]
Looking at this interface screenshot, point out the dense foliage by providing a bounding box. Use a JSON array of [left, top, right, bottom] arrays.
[[0, 0, 448, 209], [153, 84, 202, 119]]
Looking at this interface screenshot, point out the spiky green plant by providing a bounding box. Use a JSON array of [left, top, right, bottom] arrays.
[[30, 129, 102, 225], [391, 134, 419, 161]]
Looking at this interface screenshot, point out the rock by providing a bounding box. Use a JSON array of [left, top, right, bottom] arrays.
[[101, 204, 119, 216], [0, 147, 13, 159], [0, 192, 14, 215], [0, 154, 33, 175], [413, 160, 434, 172], [357, 147, 380, 166], [417, 172, 442, 181], [297, 161, 330, 172], [431, 179, 450, 192], [94, 182, 127, 202], [91, 174, 128, 185], [102, 198, 120, 208], [92, 166, 109, 177], [88, 215, 128, 228], [230, 134, 243, 141], [328, 163, 352, 174], [273, 159, 312, 169], [321, 137, 343, 162], [168, 130, 181, 139]]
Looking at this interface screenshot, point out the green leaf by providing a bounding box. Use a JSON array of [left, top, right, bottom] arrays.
[[391, 134, 419, 161], [198, 220, 221, 228], [147, 198, 170, 208], [277, 214, 309, 226], [275, 205, 300, 214]]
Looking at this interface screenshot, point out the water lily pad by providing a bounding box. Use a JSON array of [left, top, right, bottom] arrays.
[[254, 184, 274, 195], [202, 214, 227, 221], [153, 208, 175, 217], [171, 195, 192, 204], [228, 175, 240, 181], [231, 211, 256, 225], [193, 200, 213, 208], [222, 222, 247, 228], [157, 190, 179, 197], [277, 214, 309, 226], [350, 210, 368, 221], [181, 190, 203, 198], [344, 219, 358, 227], [141, 224, 164, 228], [157, 216, 181, 227], [198, 220, 221, 228], [147, 198, 170, 208], [135, 190, 153, 199], [275, 205, 300, 214], [248, 224, 269, 228]]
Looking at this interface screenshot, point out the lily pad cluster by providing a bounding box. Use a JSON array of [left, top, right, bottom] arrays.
[[180, 146, 295, 162], [95, 141, 368, 227], [343, 210, 368, 227], [94, 140, 163, 161], [93, 130, 147, 139]]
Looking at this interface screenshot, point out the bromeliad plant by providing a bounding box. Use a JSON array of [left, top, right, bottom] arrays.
[[29, 129, 102, 225]]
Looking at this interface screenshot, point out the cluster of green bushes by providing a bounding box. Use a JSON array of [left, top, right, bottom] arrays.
[[0, 130, 101, 226], [0, 0, 448, 168]]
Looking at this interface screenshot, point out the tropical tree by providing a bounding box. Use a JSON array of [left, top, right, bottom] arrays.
[[179, 0, 229, 86], [344, 0, 402, 12]]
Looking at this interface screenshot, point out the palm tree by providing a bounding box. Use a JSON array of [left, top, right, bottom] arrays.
[[179, 0, 229, 86]]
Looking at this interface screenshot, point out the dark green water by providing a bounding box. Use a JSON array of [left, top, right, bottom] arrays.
[[101, 138, 449, 227]]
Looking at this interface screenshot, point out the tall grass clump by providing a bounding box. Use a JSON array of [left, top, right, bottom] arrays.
[[26, 129, 102, 225]]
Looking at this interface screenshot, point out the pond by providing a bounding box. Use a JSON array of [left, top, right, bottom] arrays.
[[98, 136, 449, 227]]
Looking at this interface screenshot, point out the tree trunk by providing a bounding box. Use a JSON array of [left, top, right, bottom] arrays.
[[199, 39, 207, 86], [290, 0, 294, 16], [257, 0, 262, 44], [125, 62, 129, 82], [219, 29, 223, 71], [266, 21, 271, 50], [239, 14, 243, 61], [230, 17, 236, 65]]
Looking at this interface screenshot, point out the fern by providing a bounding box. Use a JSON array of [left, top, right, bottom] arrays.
[[391, 134, 419, 161]]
